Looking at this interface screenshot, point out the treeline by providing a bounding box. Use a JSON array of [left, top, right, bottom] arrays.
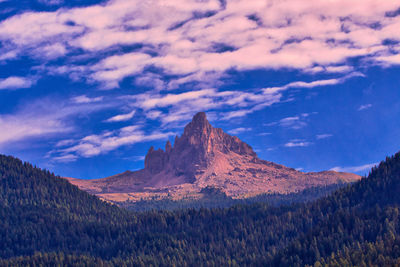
[[0, 152, 399, 266], [121, 184, 345, 212]]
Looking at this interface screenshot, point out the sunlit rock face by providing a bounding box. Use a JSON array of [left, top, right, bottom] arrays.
[[144, 112, 258, 181], [67, 112, 361, 203]]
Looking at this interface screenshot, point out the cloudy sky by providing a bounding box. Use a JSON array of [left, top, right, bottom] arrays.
[[0, 0, 399, 179]]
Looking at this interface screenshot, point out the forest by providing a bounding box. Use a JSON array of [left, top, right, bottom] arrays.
[[121, 183, 345, 211], [0, 152, 400, 266]]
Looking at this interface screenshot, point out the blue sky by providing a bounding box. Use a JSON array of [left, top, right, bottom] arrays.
[[0, 0, 400, 179]]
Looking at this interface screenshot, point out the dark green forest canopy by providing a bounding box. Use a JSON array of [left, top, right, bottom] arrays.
[[121, 184, 345, 212], [0, 152, 400, 266]]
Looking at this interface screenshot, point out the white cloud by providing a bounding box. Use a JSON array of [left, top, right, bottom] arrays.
[[0, 76, 34, 90], [306, 65, 354, 74], [0, 113, 68, 146], [358, 104, 372, 111], [138, 89, 215, 110], [376, 53, 400, 65], [38, 43, 67, 58], [316, 134, 333, 140], [0, 50, 18, 61], [0, 0, 399, 155], [56, 125, 174, 158], [279, 116, 307, 130], [90, 53, 152, 88], [125, 87, 283, 124], [263, 72, 365, 95], [0, 0, 399, 88], [0, 97, 113, 147], [330, 162, 379, 173], [266, 113, 317, 130], [52, 154, 77, 163], [228, 127, 252, 135], [132, 155, 145, 161], [55, 139, 75, 147], [284, 140, 312, 147], [105, 110, 136, 122], [146, 110, 162, 120], [72, 95, 103, 104]]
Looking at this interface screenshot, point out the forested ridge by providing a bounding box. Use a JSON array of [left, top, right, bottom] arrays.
[[0, 152, 400, 266]]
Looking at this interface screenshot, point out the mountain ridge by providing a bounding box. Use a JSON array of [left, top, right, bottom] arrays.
[[67, 112, 360, 202]]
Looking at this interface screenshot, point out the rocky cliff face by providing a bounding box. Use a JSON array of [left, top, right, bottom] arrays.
[[144, 112, 257, 182], [67, 112, 361, 203]]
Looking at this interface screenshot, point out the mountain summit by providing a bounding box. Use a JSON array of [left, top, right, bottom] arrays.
[[145, 112, 256, 181], [68, 112, 360, 202]]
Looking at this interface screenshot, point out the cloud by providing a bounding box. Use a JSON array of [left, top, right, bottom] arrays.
[[0, 0, 399, 88], [263, 72, 365, 94], [284, 140, 312, 148], [316, 134, 333, 140], [72, 95, 103, 104], [146, 110, 162, 120], [279, 116, 307, 130], [0, 76, 34, 90], [138, 89, 215, 110], [358, 104, 372, 111], [0, 97, 114, 147], [306, 65, 354, 74], [376, 53, 400, 65], [0, 50, 17, 61], [37, 43, 67, 59], [38, 0, 64, 5], [228, 127, 252, 135], [266, 113, 317, 130], [55, 125, 174, 158], [90, 53, 152, 88], [131, 155, 145, 161], [1, 0, 400, 157], [55, 139, 75, 147], [52, 154, 77, 163], [126, 87, 283, 124], [105, 110, 136, 122], [330, 162, 379, 173], [0, 113, 69, 146]]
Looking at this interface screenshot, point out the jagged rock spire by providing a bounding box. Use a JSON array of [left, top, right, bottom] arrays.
[[144, 112, 257, 175], [182, 112, 212, 140], [165, 140, 172, 153]]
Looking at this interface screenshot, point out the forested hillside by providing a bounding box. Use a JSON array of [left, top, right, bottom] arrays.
[[0, 152, 400, 266]]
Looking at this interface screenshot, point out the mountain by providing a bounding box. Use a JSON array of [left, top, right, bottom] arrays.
[[68, 112, 360, 203], [1, 150, 400, 266]]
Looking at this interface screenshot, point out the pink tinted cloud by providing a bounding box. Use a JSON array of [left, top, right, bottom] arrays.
[[0, 0, 399, 88]]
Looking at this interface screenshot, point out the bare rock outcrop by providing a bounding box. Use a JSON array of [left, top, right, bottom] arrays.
[[67, 112, 361, 202]]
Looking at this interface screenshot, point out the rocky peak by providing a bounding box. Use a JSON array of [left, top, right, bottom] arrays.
[[181, 112, 212, 144], [69, 112, 362, 202], [144, 146, 168, 174], [165, 140, 172, 153], [144, 112, 257, 175]]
